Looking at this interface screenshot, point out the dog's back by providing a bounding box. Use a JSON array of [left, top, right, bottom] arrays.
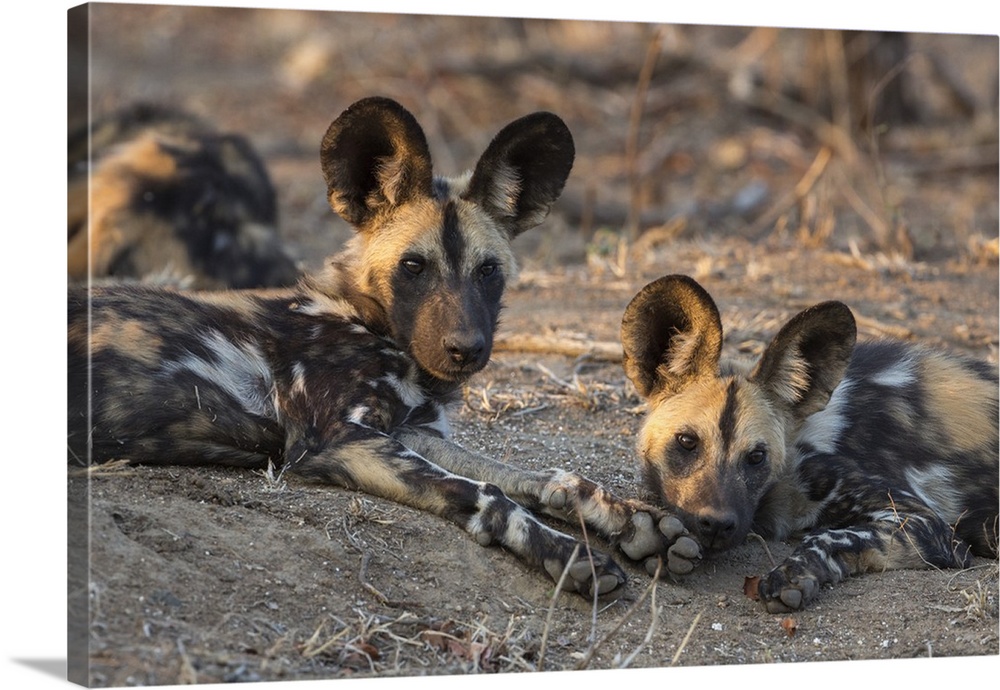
[[788, 340, 998, 558]]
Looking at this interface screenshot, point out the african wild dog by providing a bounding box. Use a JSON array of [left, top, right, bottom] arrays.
[[68, 97, 700, 596], [68, 102, 299, 289], [620, 274, 998, 612]]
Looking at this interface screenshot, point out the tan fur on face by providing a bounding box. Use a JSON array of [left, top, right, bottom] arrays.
[[346, 185, 518, 308], [640, 374, 790, 508], [452, 201, 520, 278]]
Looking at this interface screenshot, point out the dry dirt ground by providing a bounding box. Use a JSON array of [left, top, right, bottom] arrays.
[[70, 5, 998, 686]]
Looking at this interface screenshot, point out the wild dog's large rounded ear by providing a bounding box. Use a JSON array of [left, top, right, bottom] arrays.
[[751, 301, 856, 420], [320, 97, 434, 229], [620, 274, 724, 400], [464, 112, 575, 238]]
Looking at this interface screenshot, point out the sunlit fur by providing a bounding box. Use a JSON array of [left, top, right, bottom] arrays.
[[69, 98, 698, 598], [622, 274, 998, 612]]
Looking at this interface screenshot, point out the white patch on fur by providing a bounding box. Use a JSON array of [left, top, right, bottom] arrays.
[[164, 330, 274, 418], [796, 378, 856, 457], [419, 404, 452, 438], [665, 330, 704, 378], [870, 357, 916, 388], [869, 508, 905, 524], [904, 464, 962, 522], [374, 156, 408, 206], [504, 504, 542, 548], [485, 161, 522, 218], [290, 361, 307, 396], [347, 405, 369, 426], [298, 293, 358, 319], [770, 346, 812, 404], [465, 486, 496, 539], [806, 529, 873, 556], [381, 372, 426, 408]]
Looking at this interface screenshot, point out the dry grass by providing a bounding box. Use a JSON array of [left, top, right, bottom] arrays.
[[253, 459, 288, 492], [465, 362, 627, 421], [69, 457, 134, 477], [957, 566, 1000, 621]]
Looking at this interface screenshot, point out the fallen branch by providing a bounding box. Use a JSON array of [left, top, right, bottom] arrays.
[[494, 334, 623, 362]]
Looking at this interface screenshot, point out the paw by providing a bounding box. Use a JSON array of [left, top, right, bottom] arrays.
[[758, 564, 820, 613], [543, 546, 627, 597], [619, 510, 702, 577]]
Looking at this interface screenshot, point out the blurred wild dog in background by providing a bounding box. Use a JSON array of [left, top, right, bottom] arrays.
[[68, 103, 299, 289], [68, 97, 699, 597], [620, 274, 998, 612]]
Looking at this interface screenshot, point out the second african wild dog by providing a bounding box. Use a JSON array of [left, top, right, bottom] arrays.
[[68, 102, 299, 289], [620, 274, 998, 612], [68, 97, 701, 597]]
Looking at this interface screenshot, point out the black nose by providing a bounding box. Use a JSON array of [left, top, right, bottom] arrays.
[[697, 510, 738, 548], [444, 334, 486, 366]]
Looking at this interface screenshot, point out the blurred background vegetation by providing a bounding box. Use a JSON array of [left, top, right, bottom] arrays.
[[71, 5, 998, 272]]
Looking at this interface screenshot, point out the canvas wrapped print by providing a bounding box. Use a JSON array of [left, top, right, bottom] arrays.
[[67, 2, 998, 687]]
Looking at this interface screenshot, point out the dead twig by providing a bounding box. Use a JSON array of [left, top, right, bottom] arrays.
[[618, 567, 660, 669], [69, 457, 135, 477], [300, 620, 351, 659], [341, 514, 415, 609], [669, 609, 704, 666], [575, 557, 663, 670], [741, 87, 857, 164], [358, 550, 393, 606], [746, 145, 833, 239], [747, 531, 777, 568], [536, 544, 579, 672], [579, 510, 601, 647], [625, 26, 666, 242], [835, 172, 896, 252], [175, 638, 199, 684], [494, 333, 623, 362]]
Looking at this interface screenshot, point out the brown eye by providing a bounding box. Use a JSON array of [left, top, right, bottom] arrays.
[[747, 447, 767, 466], [401, 258, 425, 275], [675, 433, 698, 451], [479, 261, 498, 277]]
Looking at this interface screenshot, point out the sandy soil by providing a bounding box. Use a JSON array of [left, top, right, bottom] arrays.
[[69, 5, 998, 686]]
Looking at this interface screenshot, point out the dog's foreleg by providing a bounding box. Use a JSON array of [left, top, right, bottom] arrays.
[[287, 426, 626, 596], [758, 501, 971, 613], [394, 428, 701, 576]]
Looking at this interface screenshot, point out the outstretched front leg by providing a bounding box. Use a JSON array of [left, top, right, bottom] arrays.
[[394, 428, 702, 577], [287, 425, 627, 597], [758, 500, 972, 613]]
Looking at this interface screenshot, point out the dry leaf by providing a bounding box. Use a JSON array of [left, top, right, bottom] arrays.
[[780, 617, 798, 637], [353, 641, 380, 659], [743, 575, 761, 601]]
